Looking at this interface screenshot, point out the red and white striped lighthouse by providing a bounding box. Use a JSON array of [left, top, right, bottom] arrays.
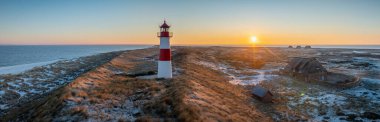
[[157, 20, 173, 78]]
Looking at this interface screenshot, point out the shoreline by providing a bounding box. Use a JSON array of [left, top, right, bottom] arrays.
[[0, 50, 127, 117], [0, 60, 59, 75], [0, 45, 152, 75]]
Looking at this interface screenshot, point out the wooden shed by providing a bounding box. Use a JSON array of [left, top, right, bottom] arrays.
[[251, 86, 273, 102], [282, 57, 328, 82]]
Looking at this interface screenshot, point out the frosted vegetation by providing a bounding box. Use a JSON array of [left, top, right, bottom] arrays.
[[198, 47, 380, 121], [1, 47, 379, 121], [0, 51, 122, 116]]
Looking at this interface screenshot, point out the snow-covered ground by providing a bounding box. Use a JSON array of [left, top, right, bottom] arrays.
[[51, 55, 159, 121], [197, 50, 380, 121], [286, 55, 380, 121], [197, 61, 279, 85]]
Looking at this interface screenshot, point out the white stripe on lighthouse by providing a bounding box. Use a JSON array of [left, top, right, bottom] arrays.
[[158, 61, 172, 78], [159, 37, 170, 49]]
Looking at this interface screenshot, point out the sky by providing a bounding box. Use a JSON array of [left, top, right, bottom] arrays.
[[0, 0, 379, 46]]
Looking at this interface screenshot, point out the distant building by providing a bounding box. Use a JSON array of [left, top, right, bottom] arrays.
[[251, 86, 273, 102], [282, 57, 327, 82]]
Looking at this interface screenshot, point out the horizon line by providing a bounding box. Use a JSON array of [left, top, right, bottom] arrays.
[[1, 44, 380, 46]]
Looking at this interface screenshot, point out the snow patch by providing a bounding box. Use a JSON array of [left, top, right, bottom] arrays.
[[196, 61, 278, 85]]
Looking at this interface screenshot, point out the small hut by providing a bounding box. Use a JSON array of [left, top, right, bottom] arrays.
[[251, 86, 273, 102], [282, 57, 327, 82]]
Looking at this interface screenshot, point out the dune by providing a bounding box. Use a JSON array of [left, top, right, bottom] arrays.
[[1, 46, 379, 121]]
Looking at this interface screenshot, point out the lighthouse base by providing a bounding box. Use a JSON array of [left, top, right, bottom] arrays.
[[158, 61, 172, 78]]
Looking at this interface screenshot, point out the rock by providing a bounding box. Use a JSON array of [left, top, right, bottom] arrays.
[[288, 45, 293, 48], [361, 112, 380, 120], [305, 45, 312, 49]]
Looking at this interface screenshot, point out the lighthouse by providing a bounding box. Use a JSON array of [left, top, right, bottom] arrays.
[[157, 20, 173, 78]]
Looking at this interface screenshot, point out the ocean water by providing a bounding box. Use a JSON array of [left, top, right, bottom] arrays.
[[0, 45, 151, 74]]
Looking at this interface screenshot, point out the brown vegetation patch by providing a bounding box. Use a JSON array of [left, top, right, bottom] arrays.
[[3, 46, 293, 121], [166, 47, 272, 121]]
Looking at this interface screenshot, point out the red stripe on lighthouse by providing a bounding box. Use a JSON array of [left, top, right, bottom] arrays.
[[160, 32, 170, 37], [159, 49, 171, 61]]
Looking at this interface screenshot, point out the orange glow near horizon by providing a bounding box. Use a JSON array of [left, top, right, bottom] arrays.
[[167, 32, 380, 46], [1, 1, 379, 46], [2, 31, 380, 46]]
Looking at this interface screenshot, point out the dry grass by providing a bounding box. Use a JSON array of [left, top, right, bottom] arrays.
[[161, 47, 272, 121], [69, 106, 89, 118], [211, 47, 287, 69], [136, 47, 274, 121], [3, 46, 284, 121]]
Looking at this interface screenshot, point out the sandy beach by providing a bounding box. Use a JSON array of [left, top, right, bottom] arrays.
[[1, 46, 380, 121]]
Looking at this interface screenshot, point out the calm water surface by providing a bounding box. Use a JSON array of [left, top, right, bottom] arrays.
[[0, 45, 151, 67]]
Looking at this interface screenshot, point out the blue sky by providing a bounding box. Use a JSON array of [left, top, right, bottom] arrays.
[[0, 0, 379, 45]]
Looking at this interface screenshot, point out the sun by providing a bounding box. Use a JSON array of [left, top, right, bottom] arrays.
[[250, 36, 258, 43]]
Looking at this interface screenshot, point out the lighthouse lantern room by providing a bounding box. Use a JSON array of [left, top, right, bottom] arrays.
[[157, 20, 173, 78]]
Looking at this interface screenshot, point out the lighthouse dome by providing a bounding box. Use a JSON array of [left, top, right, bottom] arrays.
[[160, 21, 170, 28]]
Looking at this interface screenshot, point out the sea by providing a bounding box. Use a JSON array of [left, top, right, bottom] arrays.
[[0, 45, 151, 74]]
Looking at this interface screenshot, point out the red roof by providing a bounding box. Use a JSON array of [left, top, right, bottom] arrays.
[[160, 21, 170, 28]]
